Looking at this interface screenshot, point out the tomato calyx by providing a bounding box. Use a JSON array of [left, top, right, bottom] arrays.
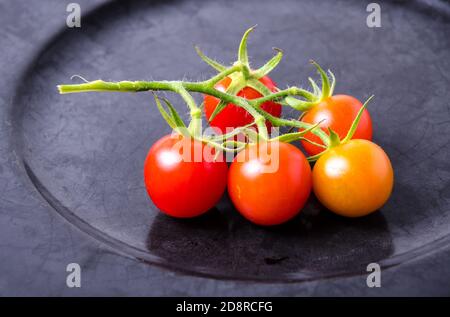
[[196, 26, 285, 122], [153, 92, 255, 156], [285, 60, 336, 112]]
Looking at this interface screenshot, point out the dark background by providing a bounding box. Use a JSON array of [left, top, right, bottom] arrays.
[[0, 0, 449, 295]]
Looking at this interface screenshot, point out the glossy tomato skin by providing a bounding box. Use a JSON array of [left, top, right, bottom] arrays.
[[204, 76, 282, 133], [301, 95, 373, 156], [313, 139, 393, 217], [228, 142, 312, 226], [144, 134, 228, 218]]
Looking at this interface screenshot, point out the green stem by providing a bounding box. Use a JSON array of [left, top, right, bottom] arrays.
[[201, 137, 240, 153], [185, 83, 267, 139], [204, 63, 242, 87], [58, 79, 328, 144], [306, 152, 324, 162], [250, 87, 316, 107], [172, 83, 202, 137], [255, 109, 330, 146], [206, 122, 254, 141], [58, 80, 176, 94]]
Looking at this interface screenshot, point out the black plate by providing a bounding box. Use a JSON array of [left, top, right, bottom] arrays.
[[11, 0, 450, 282]]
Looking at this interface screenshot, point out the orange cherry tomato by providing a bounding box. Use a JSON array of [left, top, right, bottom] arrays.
[[301, 95, 373, 156], [312, 139, 394, 217], [228, 142, 312, 226]]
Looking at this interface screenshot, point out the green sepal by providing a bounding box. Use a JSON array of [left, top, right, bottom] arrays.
[[162, 97, 186, 128], [152, 93, 187, 132], [247, 78, 273, 98], [208, 78, 246, 121], [310, 60, 331, 100], [328, 127, 341, 147], [272, 121, 321, 143], [252, 48, 283, 79], [153, 93, 177, 129], [298, 137, 328, 149], [342, 95, 374, 143], [242, 127, 259, 143], [222, 140, 247, 151], [308, 77, 321, 96], [307, 151, 326, 162], [206, 122, 254, 142], [238, 26, 256, 67], [287, 112, 307, 133], [195, 46, 226, 72], [285, 96, 316, 111], [329, 70, 336, 96], [241, 64, 251, 79]]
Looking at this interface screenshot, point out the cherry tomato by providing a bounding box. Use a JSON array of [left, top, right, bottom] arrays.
[[300, 95, 373, 156], [312, 139, 393, 217], [144, 134, 228, 218], [228, 142, 311, 226], [204, 76, 282, 132]]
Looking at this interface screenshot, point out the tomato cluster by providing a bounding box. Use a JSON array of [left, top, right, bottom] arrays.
[[58, 26, 394, 227], [143, 80, 393, 225]]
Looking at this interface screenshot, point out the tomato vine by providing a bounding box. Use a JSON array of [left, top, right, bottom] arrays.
[[57, 26, 373, 162], [57, 27, 337, 159]]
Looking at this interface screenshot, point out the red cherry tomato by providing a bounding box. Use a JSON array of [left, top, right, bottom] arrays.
[[144, 134, 228, 218], [204, 76, 282, 132], [228, 142, 312, 226], [300, 95, 373, 156]]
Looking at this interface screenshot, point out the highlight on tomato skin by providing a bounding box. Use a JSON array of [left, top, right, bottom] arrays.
[[312, 139, 394, 218], [228, 141, 312, 226], [204, 75, 282, 133], [300, 95, 373, 156], [143, 134, 228, 218]]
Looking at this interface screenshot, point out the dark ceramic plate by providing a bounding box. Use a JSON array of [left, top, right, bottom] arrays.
[[11, 0, 450, 282]]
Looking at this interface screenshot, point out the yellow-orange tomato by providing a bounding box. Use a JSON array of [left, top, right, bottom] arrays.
[[312, 139, 393, 217]]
